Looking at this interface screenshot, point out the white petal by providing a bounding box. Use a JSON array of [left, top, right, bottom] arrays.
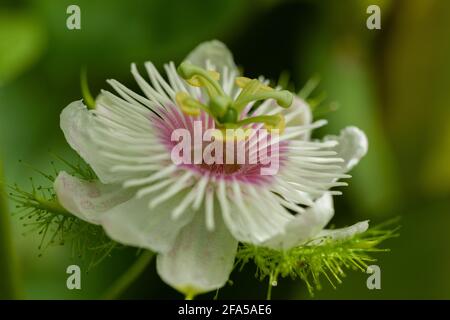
[[283, 97, 313, 136], [277, 127, 367, 202], [184, 40, 237, 73], [54, 171, 134, 224], [61, 99, 161, 184], [60, 100, 122, 184], [263, 193, 335, 250], [156, 208, 238, 296], [324, 126, 368, 172], [100, 189, 197, 253], [217, 181, 292, 245], [311, 220, 369, 245]]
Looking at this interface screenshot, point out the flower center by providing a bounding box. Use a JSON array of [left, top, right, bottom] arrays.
[[154, 63, 292, 184], [175, 62, 293, 134]]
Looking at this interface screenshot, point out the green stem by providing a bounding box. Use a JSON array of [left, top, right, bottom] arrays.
[[0, 162, 22, 299], [266, 271, 278, 301], [101, 250, 155, 299], [266, 280, 273, 300], [35, 196, 71, 217]]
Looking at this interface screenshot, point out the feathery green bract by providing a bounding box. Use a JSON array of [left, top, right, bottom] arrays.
[[7, 157, 116, 269], [236, 220, 399, 296]]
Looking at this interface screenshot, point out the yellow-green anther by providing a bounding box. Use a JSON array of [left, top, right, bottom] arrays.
[[177, 62, 224, 97], [176, 92, 212, 117], [235, 77, 273, 92], [264, 113, 285, 134], [233, 79, 265, 112], [236, 113, 286, 134], [186, 71, 220, 87]]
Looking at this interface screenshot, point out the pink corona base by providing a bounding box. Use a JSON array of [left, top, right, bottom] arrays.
[[153, 105, 286, 185]]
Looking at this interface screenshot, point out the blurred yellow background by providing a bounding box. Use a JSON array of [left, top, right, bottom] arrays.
[[1, 0, 449, 299]]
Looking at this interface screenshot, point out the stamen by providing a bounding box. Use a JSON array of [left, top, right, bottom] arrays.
[[233, 78, 293, 112], [175, 92, 210, 117], [177, 62, 224, 97], [237, 114, 286, 134], [235, 77, 273, 92], [176, 63, 293, 129], [186, 70, 220, 87]]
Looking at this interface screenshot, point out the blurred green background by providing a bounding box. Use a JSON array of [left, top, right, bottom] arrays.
[[1, 0, 449, 299]]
